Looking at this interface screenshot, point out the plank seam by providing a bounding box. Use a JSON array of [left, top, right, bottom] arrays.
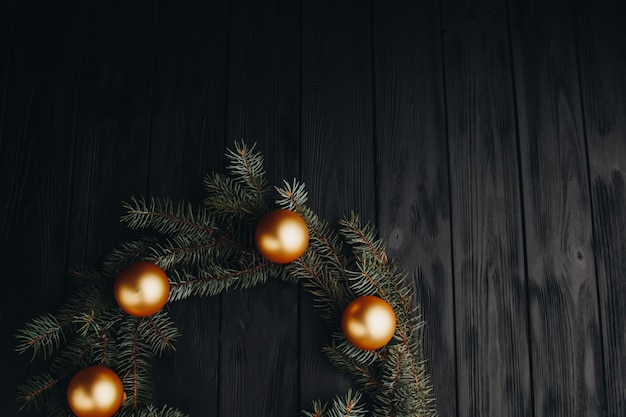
[[571, 0, 609, 412], [218, 0, 234, 414], [437, 1, 460, 416], [504, 1, 536, 416], [62, 1, 89, 300], [145, 1, 161, 197]]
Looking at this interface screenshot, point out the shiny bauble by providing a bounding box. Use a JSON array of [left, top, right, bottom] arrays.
[[255, 209, 309, 264], [341, 295, 397, 351], [66, 366, 124, 417], [114, 262, 170, 317]]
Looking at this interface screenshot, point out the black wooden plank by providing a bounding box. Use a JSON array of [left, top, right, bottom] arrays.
[[67, 1, 158, 266], [220, 0, 300, 415], [63, 5, 159, 414], [441, 0, 532, 415], [300, 0, 376, 408], [509, 0, 604, 415], [66, 2, 158, 411], [372, 1, 455, 416], [147, 1, 229, 415], [576, 0, 626, 415], [0, 1, 84, 415], [0, 0, 16, 147]]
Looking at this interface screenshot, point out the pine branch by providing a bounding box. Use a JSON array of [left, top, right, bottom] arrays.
[[287, 251, 350, 320], [89, 310, 126, 368], [138, 310, 180, 355], [340, 215, 437, 417], [303, 390, 367, 417], [101, 238, 158, 276], [204, 172, 263, 223], [167, 260, 277, 301], [302, 400, 326, 417], [149, 238, 229, 271], [275, 179, 308, 209], [340, 213, 387, 264], [340, 215, 416, 329], [327, 390, 367, 417], [16, 278, 113, 361], [17, 303, 127, 409], [47, 335, 96, 377], [374, 345, 437, 417], [18, 337, 92, 409], [117, 317, 154, 411], [276, 180, 354, 318], [225, 140, 271, 210], [16, 373, 58, 412], [121, 196, 235, 246], [15, 314, 68, 361], [322, 336, 381, 393], [121, 197, 256, 271], [129, 404, 190, 417], [276, 181, 345, 274]]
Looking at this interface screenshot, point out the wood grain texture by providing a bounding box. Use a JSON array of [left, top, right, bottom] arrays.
[[67, 0, 159, 266], [372, 1, 456, 416], [147, 1, 229, 415], [441, 0, 532, 415], [4, 1, 626, 416], [0, 0, 15, 145], [220, 0, 301, 415], [576, 0, 626, 415], [300, 0, 376, 407], [0, 1, 85, 415], [509, 0, 604, 415]]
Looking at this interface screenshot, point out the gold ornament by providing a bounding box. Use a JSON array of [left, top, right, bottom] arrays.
[[255, 209, 309, 264], [114, 262, 170, 317], [66, 366, 124, 417], [341, 295, 396, 351]]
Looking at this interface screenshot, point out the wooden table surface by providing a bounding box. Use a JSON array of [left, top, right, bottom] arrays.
[[1, 0, 624, 416]]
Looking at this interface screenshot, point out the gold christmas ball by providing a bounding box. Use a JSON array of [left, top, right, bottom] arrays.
[[341, 295, 396, 351], [114, 262, 170, 317], [255, 209, 309, 264], [67, 366, 124, 417]]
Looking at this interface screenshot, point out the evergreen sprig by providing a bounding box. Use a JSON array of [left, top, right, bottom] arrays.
[[276, 180, 355, 320], [15, 141, 436, 417], [166, 259, 279, 301], [302, 390, 367, 417], [202, 140, 271, 223]]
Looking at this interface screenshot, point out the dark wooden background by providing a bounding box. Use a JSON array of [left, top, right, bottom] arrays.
[[1, 0, 624, 416]]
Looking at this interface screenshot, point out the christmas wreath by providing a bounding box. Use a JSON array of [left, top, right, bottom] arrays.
[[16, 142, 437, 417]]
